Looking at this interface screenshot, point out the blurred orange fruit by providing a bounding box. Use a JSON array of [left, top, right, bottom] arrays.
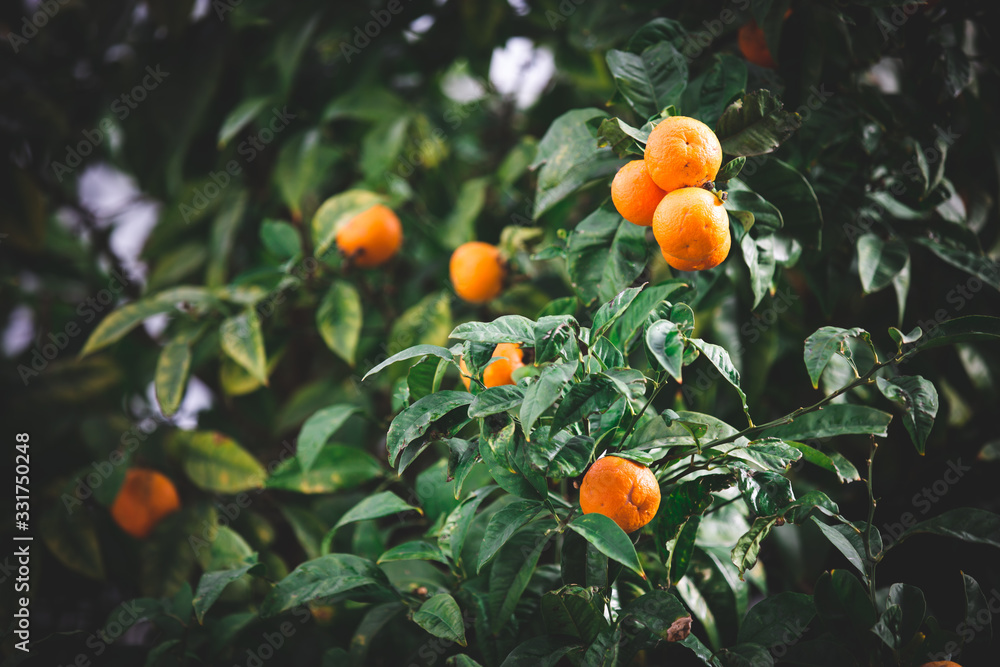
[[643, 116, 722, 193], [652, 187, 731, 272], [483, 343, 524, 388], [110, 468, 181, 539], [579, 456, 661, 533], [336, 204, 403, 268], [450, 241, 506, 304], [611, 159, 668, 226]]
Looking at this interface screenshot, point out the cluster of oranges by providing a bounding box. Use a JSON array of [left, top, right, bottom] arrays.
[[611, 115, 731, 272]]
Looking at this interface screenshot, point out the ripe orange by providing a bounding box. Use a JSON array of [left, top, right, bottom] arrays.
[[110, 468, 181, 539], [738, 20, 776, 68], [336, 204, 403, 268], [482, 343, 524, 388], [643, 116, 723, 193], [450, 241, 506, 304], [580, 456, 661, 533], [919, 663, 961, 667], [652, 187, 731, 272], [611, 160, 667, 226], [458, 356, 472, 390]]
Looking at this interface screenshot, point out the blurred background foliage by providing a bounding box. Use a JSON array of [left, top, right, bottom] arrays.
[[1, 0, 999, 665]]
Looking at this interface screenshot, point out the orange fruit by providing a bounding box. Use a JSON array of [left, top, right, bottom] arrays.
[[579, 456, 661, 533], [738, 21, 776, 68], [336, 204, 403, 268], [110, 468, 181, 539], [450, 241, 506, 304], [919, 663, 961, 667], [458, 356, 472, 390], [643, 116, 723, 193], [611, 160, 667, 226], [652, 187, 731, 272], [482, 343, 524, 388]]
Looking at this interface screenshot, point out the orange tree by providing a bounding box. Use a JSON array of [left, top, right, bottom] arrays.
[[3, 1, 1000, 666]]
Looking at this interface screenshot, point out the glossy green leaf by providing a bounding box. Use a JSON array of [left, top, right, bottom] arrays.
[[217, 96, 271, 148], [297, 404, 360, 472], [489, 523, 553, 633], [814, 569, 877, 631], [606, 42, 688, 117], [387, 391, 473, 469], [267, 445, 382, 494], [377, 541, 449, 565], [689, 339, 751, 423], [363, 345, 454, 380], [478, 500, 545, 573], [876, 375, 938, 454], [260, 219, 302, 259], [551, 375, 617, 434], [731, 516, 778, 577], [596, 117, 648, 157], [179, 431, 266, 493], [193, 555, 266, 623], [521, 361, 578, 435], [716, 90, 802, 157], [541, 586, 609, 644], [414, 593, 467, 646], [645, 320, 684, 382], [317, 280, 362, 366], [857, 234, 909, 294], [220, 310, 267, 385], [568, 513, 644, 577], [469, 385, 525, 418], [764, 405, 892, 440], [802, 326, 868, 389], [154, 337, 192, 417], [449, 315, 536, 345], [738, 592, 815, 648], [891, 508, 1000, 550], [260, 554, 395, 617]]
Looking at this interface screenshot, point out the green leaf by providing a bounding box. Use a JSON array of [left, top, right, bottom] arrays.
[[596, 117, 648, 157], [565, 204, 648, 306], [260, 554, 395, 617], [332, 492, 420, 537], [439, 485, 498, 563], [378, 541, 449, 565], [764, 405, 892, 440], [689, 339, 751, 424], [469, 385, 525, 418], [361, 115, 410, 183], [267, 445, 382, 494], [738, 471, 795, 516], [740, 159, 823, 249], [622, 590, 692, 641], [551, 375, 617, 434], [534, 315, 577, 364], [442, 178, 489, 249], [726, 186, 784, 234], [406, 356, 447, 402], [736, 438, 802, 471], [716, 90, 802, 157], [810, 518, 870, 584], [217, 96, 271, 148], [876, 376, 939, 454], [260, 219, 302, 259], [857, 235, 909, 294], [489, 523, 553, 633], [592, 286, 644, 339], [890, 508, 1000, 550], [139, 503, 214, 597], [387, 391, 473, 470], [478, 501, 544, 573], [449, 315, 536, 345], [738, 592, 815, 648], [803, 326, 868, 389], [179, 431, 267, 493], [220, 310, 268, 385], [193, 555, 266, 623], [541, 586, 609, 644], [414, 593, 468, 646], [498, 636, 579, 667], [363, 345, 454, 380], [447, 657, 484, 667], [350, 602, 407, 665], [717, 157, 746, 183], [872, 583, 925, 650], [962, 573, 993, 644], [530, 108, 621, 218], [317, 279, 362, 366], [388, 291, 453, 358], [80, 292, 205, 357], [784, 441, 860, 483], [814, 569, 877, 631], [605, 280, 688, 351], [312, 189, 385, 258], [606, 42, 688, 117], [916, 315, 1000, 350], [731, 516, 778, 577], [478, 417, 546, 500], [297, 404, 360, 473], [274, 129, 341, 221], [694, 54, 748, 126], [645, 320, 684, 382], [40, 504, 105, 581], [521, 362, 578, 435], [154, 337, 192, 418], [913, 237, 1000, 291], [740, 234, 777, 309], [568, 513, 645, 577]]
